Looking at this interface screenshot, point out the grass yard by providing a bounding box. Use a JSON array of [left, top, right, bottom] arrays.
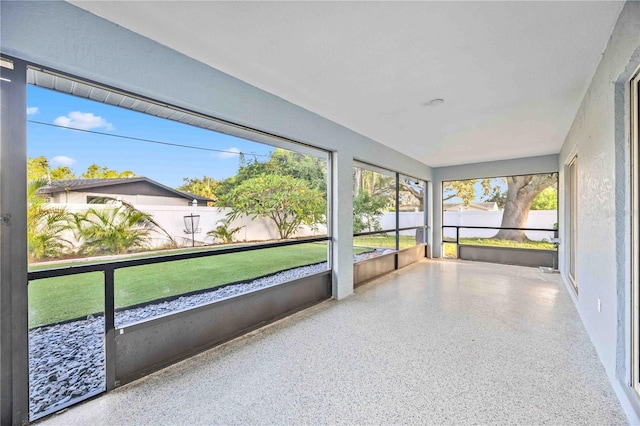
[[28, 244, 244, 271], [353, 235, 418, 250], [443, 238, 556, 258], [443, 243, 457, 258], [28, 243, 332, 328]]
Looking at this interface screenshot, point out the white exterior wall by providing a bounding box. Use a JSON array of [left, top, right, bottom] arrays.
[[557, 1, 640, 421], [131, 195, 189, 206], [53, 192, 189, 206]]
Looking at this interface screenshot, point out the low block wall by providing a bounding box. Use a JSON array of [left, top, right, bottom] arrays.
[[114, 271, 331, 385], [354, 244, 427, 287], [353, 253, 396, 287], [458, 245, 557, 268], [398, 244, 427, 269]]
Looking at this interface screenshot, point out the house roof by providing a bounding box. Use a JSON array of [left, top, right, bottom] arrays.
[[39, 177, 215, 203]]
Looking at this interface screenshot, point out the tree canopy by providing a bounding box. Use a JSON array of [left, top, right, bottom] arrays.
[[225, 174, 326, 240], [27, 157, 136, 181], [81, 163, 136, 179], [212, 149, 327, 205], [177, 176, 218, 201], [353, 191, 389, 233], [443, 179, 479, 205], [27, 156, 76, 181], [530, 186, 558, 210]]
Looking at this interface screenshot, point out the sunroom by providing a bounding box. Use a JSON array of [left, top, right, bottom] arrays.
[[1, 1, 640, 424]]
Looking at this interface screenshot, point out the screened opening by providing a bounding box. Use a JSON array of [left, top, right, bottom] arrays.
[[442, 172, 558, 261], [26, 67, 331, 420], [352, 161, 427, 264]]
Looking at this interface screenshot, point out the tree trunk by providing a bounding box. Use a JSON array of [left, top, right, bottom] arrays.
[[353, 168, 362, 195], [494, 174, 555, 242]]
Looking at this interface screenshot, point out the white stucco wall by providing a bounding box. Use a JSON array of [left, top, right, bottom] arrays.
[[1, 1, 432, 300], [557, 1, 640, 420], [52, 191, 189, 206]]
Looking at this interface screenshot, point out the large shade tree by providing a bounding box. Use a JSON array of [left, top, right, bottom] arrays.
[[443, 173, 558, 242], [493, 173, 557, 241]]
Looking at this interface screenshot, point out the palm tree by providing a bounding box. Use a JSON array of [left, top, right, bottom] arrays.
[[27, 179, 73, 261], [74, 198, 175, 255], [207, 220, 244, 244]]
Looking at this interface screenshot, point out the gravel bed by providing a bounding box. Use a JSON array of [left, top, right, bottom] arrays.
[[353, 248, 392, 262], [28, 316, 105, 419], [28, 261, 334, 418], [114, 262, 328, 327]]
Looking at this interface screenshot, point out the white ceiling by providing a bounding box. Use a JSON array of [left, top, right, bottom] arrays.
[[71, 1, 625, 167]]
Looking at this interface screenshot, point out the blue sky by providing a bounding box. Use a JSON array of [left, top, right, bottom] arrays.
[[27, 85, 274, 188], [443, 178, 506, 205]]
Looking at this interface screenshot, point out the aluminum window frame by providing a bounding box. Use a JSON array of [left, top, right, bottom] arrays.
[[630, 67, 640, 396], [352, 160, 428, 255]]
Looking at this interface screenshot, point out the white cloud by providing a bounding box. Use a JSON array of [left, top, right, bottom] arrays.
[[50, 156, 76, 167], [53, 111, 114, 131], [216, 147, 241, 159], [26, 107, 39, 115]]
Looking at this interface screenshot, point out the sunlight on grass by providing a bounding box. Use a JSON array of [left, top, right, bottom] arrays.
[[443, 238, 555, 259], [443, 243, 457, 258], [460, 238, 555, 250], [353, 235, 418, 250]]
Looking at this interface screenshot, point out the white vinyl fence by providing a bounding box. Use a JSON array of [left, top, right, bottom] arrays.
[[52, 203, 556, 249], [54, 203, 328, 249], [442, 210, 557, 242], [362, 210, 426, 236]]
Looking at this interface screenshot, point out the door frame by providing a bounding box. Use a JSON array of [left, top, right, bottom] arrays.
[[631, 66, 640, 395], [567, 154, 578, 293]]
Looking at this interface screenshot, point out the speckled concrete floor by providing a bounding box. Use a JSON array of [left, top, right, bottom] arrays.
[[39, 260, 628, 425]]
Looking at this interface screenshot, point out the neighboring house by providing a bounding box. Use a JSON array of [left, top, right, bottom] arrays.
[[443, 202, 499, 212], [39, 177, 214, 206]]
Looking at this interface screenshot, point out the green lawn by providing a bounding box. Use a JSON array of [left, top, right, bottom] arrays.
[[353, 235, 418, 250], [443, 238, 555, 258], [28, 244, 241, 272], [28, 243, 330, 328]]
